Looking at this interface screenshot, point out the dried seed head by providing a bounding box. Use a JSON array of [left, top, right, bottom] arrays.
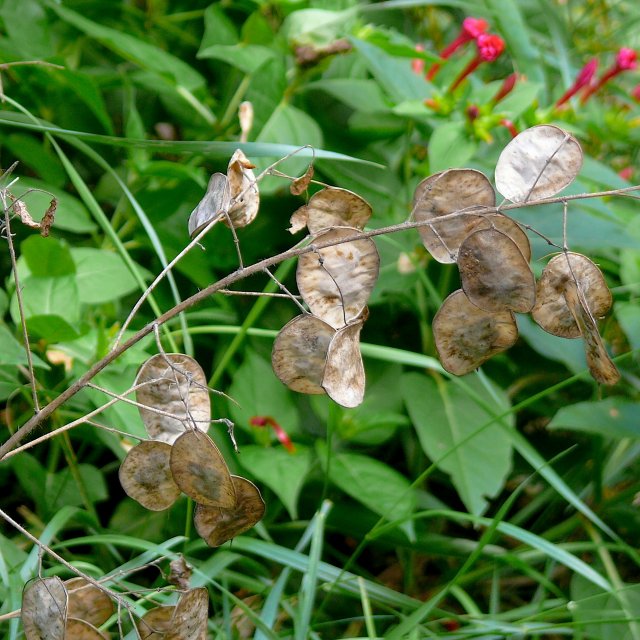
[[413, 169, 496, 263], [65, 578, 114, 627], [226, 149, 259, 228], [495, 124, 583, 203], [22, 577, 68, 640], [188, 173, 230, 238]]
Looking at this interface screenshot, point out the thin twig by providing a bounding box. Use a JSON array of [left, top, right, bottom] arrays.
[[264, 267, 308, 313], [218, 289, 303, 299]]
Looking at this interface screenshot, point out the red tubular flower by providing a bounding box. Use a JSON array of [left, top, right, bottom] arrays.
[[500, 119, 518, 137], [581, 48, 638, 104], [412, 44, 426, 75], [492, 72, 518, 104], [555, 58, 598, 107], [450, 33, 505, 91], [249, 416, 295, 453], [427, 16, 489, 81]]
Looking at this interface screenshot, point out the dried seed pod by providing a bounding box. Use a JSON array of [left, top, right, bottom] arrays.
[[297, 227, 379, 329], [168, 555, 193, 590], [475, 213, 531, 262], [289, 187, 372, 235], [136, 354, 211, 444], [413, 169, 495, 263], [65, 578, 114, 627], [226, 149, 259, 228], [531, 253, 612, 338], [188, 173, 230, 238], [119, 440, 181, 511], [271, 314, 335, 394], [458, 228, 536, 313], [433, 290, 519, 376], [290, 164, 315, 196], [22, 576, 68, 640], [165, 588, 209, 640], [194, 476, 266, 547], [64, 619, 108, 640], [136, 606, 175, 640], [170, 430, 236, 509], [322, 321, 365, 408], [495, 124, 583, 203]]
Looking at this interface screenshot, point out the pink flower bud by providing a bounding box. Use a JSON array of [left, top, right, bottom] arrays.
[[582, 48, 637, 104], [556, 58, 598, 107], [462, 17, 489, 39], [477, 33, 505, 62], [616, 48, 637, 71], [492, 72, 518, 104]]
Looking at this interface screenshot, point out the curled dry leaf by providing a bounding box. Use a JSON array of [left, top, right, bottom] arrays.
[[495, 124, 583, 203], [434, 290, 519, 376], [22, 576, 68, 640], [136, 353, 211, 444], [531, 252, 612, 338], [297, 227, 380, 329], [289, 187, 372, 234], [170, 430, 236, 508], [322, 320, 366, 408], [458, 228, 536, 313], [11, 196, 40, 230], [194, 476, 266, 547], [165, 587, 209, 640], [226, 149, 259, 228], [136, 606, 175, 640], [40, 199, 56, 237], [188, 172, 230, 238], [271, 314, 335, 394], [65, 577, 114, 627], [64, 619, 107, 640], [475, 213, 531, 262], [413, 169, 495, 264], [290, 163, 315, 196], [168, 555, 193, 590], [119, 440, 180, 511]]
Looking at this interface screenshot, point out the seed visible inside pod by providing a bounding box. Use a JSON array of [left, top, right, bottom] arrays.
[[458, 228, 536, 313], [187, 173, 230, 238], [413, 168, 496, 264], [165, 588, 209, 640], [170, 430, 236, 508], [322, 320, 366, 408], [135, 353, 211, 444], [22, 576, 68, 640], [65, 577, 114, 627], [119, 440, 181, 511], [271, 314, 335, 394], [531, 252, 612, 338], [194, 476, 266, 547], [495, 124, 583, 203], [296, 227, 379, 329], [136, 606, 175, 640], [226, 149, 259, 229], [433, 290, 519, 376]]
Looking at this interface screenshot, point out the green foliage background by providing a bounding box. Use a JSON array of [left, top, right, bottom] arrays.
[[1, 0, 640, 638]]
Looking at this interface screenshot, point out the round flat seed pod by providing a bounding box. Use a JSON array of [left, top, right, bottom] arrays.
[[226, 149, 259, 228], [166, 588, 209, 640], [297, 227, 379, 329], [322, 321, 365, 408], [119, 440, 180, 511], [433, 290, 519, 376], [64, 618, 107, 640], [271, 314, 335, 394], [65, 578, 114, 627], [136, 606, 175, 640], [531, 252, 612, 338], [294, 187, 372, 235], [22, 576, 68, 640], [170, 430, 236, 509], [475, 213, 531, 262], [194, 476, 266, 547], [495, 125, 583, 203], [413, 169, 495, 263], [458, 228, 536, 313], [136, 353, 211, 444], [188, 173, 230, 238]]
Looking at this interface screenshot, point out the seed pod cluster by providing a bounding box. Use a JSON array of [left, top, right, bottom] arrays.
[[120, 354, 265, 546], [273, 187, 379, 407]]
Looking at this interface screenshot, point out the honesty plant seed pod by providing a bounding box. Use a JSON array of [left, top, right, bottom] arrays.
[[65, 577, 114, 627], [22, 577, 68, 640], [475, 212, 532, 262], [226, 149, 259, 228], [194, 476, 266, 547], [413, 169, 495, 263], [64, 619, 107, 640], [296, 227, 379, 329], [433, 290, 519, 376], [165, 588, 209, 640], [495, 124, 583, 203], [188, 173, 230, 238], [457, 228, 536, 313], [119, 440, 180, 511], [136, 607, 175, 640]]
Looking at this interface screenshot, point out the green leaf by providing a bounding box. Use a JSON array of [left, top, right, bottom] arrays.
[[2, 133, 67, 186], [429, 121, 478, 173], [497, 82, 543, 120], [70, 248, 141, 304], [26, 314, 82, 342], [283, 8, 355, 46], [10, 275, 79, 324], [0, 325, 47, 368], [228, 350, 300, 435], [359, 26, 440, 61], [199, 4, 238, 51], [239, 445, 313, 519], [0, 367, 21, 401], [617, 303, 640, 351], [197, 44, 275, 74], [402, 373, 513, 515], [21, 236, 75, 277], [548, 399, 640, 439], [45, 464, 108, 513], [304, 78, 389, 113]]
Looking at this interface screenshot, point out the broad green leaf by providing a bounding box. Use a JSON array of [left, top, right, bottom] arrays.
[[70, 248, 141, 304], [498, 82, 543, 120], [197, 44, 275, 74], [228, 350, 300, 435], [45, 464, 108, 513], [283, 8, 355, 46], [617, 302, 640, 351], [10, 275, 80, 324], [21, 236, 75, 277], [1, 0, 53, 58], [429, 121, 478, 173], [0, 288, 7, 317], [2, 133, 67, 186], [0, 367, 21, 401], [358, 26, 440, 61], [304, 78, 389, 113], [199, 4, 238, 52], [0, 325, 47, 368], [548, 399, 640, 439], [402, 373, 513, 515], [27, 314, 82, 342], [239, 445, 313, 519], [9, 453, 47, 515]]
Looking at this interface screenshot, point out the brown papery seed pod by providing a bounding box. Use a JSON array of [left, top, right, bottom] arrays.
[[165, 588, 209, 640], [136, 606, 175, 640], [65, 577, 114, 627], [22, 577, 68, 640]]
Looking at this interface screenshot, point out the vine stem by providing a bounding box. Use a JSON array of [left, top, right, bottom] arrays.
[[1, 184, 639, 461]]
